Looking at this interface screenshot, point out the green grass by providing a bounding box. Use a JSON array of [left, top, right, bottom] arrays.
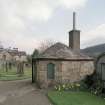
[[0, 67, 32, 81], [48, 91, 105, 105]]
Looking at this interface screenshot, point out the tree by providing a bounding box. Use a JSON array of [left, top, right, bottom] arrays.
[[17, 61, 24, 76], [27, 55, 32, 64], [38, 39, 56, 53], [32, 49, 39, 58], [16, 55, 24, 76]]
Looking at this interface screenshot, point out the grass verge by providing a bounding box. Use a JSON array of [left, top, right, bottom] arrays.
[[0, 67, 32, 81], [48, 91, 105, 105]]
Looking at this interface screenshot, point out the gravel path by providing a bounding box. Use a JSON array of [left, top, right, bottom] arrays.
[[0, 79, 51, 105]]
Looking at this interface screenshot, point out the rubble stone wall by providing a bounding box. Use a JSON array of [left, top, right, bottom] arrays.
[[36, 60, 62, 88], [61, 61, 94, 83], [35, 60, 94, 88]]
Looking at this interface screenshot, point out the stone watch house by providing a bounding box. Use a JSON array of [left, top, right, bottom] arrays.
[[32, 12, 94, 88]]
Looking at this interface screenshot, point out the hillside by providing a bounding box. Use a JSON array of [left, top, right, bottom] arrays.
[[82, 43, 105, 57]]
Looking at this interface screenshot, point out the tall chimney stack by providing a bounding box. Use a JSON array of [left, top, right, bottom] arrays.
[[69, 12, 80, 52], [73, 12, 76, 30]]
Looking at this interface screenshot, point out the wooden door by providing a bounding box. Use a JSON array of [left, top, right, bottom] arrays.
[[101, 63, 105, 81], [47, 63, 55, 79]]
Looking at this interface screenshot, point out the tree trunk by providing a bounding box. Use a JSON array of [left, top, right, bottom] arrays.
[[17, 62, 24, 76]]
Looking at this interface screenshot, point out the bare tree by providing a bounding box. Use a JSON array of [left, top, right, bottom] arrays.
[[17, 61, 24, 76], [38, 39, 56, 53], [16, 55, 25, 76]]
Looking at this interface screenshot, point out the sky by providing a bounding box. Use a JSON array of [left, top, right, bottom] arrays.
[[0, 0, 105, 54]]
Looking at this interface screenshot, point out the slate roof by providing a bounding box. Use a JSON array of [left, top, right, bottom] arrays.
[[38, 42, 93, 60], [0, 49, 26, 56]]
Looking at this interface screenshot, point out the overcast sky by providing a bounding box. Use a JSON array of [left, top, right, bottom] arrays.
[[0, 0, 105, 54]]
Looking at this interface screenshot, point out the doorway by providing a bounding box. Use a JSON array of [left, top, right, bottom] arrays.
[[101, 63, 105, 81], [47, 63, 55, 79]]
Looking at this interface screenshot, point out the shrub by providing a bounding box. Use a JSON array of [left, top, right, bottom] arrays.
[[90, 80, 103, 95], [83, 72, 105, 97]]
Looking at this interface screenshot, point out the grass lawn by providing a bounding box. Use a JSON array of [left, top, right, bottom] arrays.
[[48, 91, 105, 105], [0, 67, 32, 81]]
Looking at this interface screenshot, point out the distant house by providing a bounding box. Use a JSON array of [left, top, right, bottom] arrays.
[[0, 50, 13, 61], [0, 50, 13, 69], [0, 47, 27, 69], [32, 13, 95, 88], [14, 51, 27, 62]]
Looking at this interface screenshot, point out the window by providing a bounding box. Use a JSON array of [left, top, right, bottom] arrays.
[[47, 63, 55, 79], [3, 55, 6, 60]]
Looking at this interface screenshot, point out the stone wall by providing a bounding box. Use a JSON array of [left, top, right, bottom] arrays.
[[61, 61, 94, 83], [36, 60, 62, 88], [35, 60, 94, 88]]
